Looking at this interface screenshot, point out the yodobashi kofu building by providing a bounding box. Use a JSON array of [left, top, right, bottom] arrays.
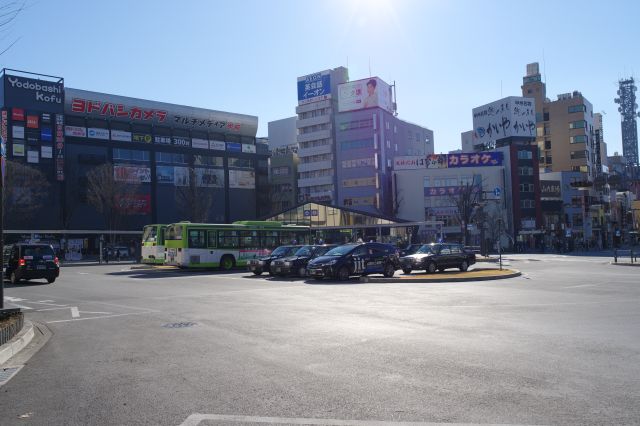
[[0, 69, 269, 248]]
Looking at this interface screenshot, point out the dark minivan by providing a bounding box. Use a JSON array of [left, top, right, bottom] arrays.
[[306, 242, 400, 281], [3, 243, 60, 284]]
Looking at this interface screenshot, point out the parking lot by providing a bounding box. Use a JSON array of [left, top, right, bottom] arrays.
[[1, 254, 639, 425]]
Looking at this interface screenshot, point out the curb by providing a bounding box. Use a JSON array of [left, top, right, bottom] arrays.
[[0, 320, 35, 365], [360, 269, 522, 284], [609, 262, 640, 267]]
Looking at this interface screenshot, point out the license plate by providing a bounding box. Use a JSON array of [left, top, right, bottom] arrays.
[[274, 267, 281, 273], [37, 265, 46, 270]]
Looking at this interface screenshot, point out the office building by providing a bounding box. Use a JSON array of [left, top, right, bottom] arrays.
[[267, 117, 298, 214], [615, 77, 639, 167]]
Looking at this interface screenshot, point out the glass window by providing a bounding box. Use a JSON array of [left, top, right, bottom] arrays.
[[568, 104, 586, 113], [440, 245, 451, 255], [194, 155, 223, 167], [188, 229, 206, 248], [155, 152, 187, 164], [113, 148, 149, 162], [240, 231, 259, 248], [218, 230, 239, 248], [229, 157, 254, 168], [570, 135, 588, 144], [569, 120, 586, 129], [207, 231, 217, 248], [544, 140, 551, 150], [260, 231, 278, 248]]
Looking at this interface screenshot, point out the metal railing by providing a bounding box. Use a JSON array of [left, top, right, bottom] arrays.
[[613, 249, 638, 263]]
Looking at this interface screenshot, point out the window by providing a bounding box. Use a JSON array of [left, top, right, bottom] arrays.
[[547, 156, 552, 164], [571, 196, 582, 207], [228, 157, 253, 168], [260, 231, 278, 248], [543, 112, 550, 121], [240, 231, 259, 248], [155, 152, 186, 164], [440, 246, 451, 255], [341, 157, 375, 168], [207, 231, 217, 248], [218, 230, 239, 248], [450, 245, 462, 254], [568, 104, 586, 113], [518, 166, 533, 176], [194, 155, 223, 167], [570, 150, 587, 160], [338, 119, 373, 131], [544, 140, 551, 150], [536, 126, 544, 137], [188, 229, 207, 248], [519, 183, 534, 192], [517, 150, 533, 160], [341, 138, 373, 150], [570, 135, 588, 144], [113, 148, 149, 162], [520, 200, 535, 209], [569, 120, 586, 129], [544, 125, 550, 135], [272, 166, 290, 176]]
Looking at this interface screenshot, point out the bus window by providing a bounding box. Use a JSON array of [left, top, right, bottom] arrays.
[[240, 231, 259, 249], [188, 229, 207, 248], [142, 226, 157, 243], [260, 231, 278, 248], [166, 224, 182, 240], [158, 227, 165, 245], [207, 231, 217, 248], [218, 230, 239, 248]]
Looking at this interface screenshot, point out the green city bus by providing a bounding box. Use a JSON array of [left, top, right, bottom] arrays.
[[141, 224, 167, 264], [163, 221, 310, 269]]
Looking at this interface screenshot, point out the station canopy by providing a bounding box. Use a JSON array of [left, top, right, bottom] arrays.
[[261, 201, 406, 229]]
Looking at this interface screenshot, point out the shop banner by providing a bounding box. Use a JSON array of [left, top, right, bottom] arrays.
[[156, 166, 175, 184], [41, 145, 53, 159], [424, 186, 472, 197], [41, 127, 53, 141], [13, 143, 25, 156], [191, 138, 209, 149], [174, 166, 189, 186], [447, 152, 502, 168], [115, 194, 151, 215], [87, 127, 110, 140], [12, 125, 24, 139], [26, 115, 39, 129], [229, 169, 255, 189], [65, 125, 86, 137], [196, 168, 224, 187], [241, 143, 256, 154], [55, 114, 65, 181], [154, 135, 171, 145], [111, 129, 132, 142], [12, 108, 24, 121], [113, 165, 151, 183], [209, 140, 225, 151], [27, 150, 39, 163], [132, 133, 152, 143]]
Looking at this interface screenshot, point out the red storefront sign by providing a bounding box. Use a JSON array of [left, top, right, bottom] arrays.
[[12, 108, 25, 121]]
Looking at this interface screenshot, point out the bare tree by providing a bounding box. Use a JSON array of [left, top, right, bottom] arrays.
[[174, 167, 215, 223], [448, 182, 482, 246], [86, 163, 141, 242], [3, 159, 50, 227]]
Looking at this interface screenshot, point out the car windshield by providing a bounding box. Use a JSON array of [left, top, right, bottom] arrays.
[[271, 246, 294, 256], [294, 246, 313, 256], [313, 246, 335, 256], [23, 246, 55, 258], [403, 244, 422, 255], [416, 244, 437, 254], [324, 245, 357, 256]]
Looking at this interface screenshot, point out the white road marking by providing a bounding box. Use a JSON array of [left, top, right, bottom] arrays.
[[36, 307, 74, 312], [4, 296, 27, 302], [37, 300, 54, 303], [70, 306, 80, 318], [178, 413, 534, 426], [5, 302, 32, 310], [563, 284, 598, 289], [46, 310, 154, 324], [77, 272, 89, 275]]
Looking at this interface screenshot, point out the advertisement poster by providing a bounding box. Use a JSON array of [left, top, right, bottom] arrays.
[[41, 127, 53, 141], [209, 140, 225, 151], [27, 150, 39, 163], [87, 127, 110, 140], [111, 130, 132, 142], [338, 77, 393, 113], [132, 133, 152, 143], [174, 166, 189, 186], [65, 239, 84, 261], [156, 166, 175, 184], [191, 138, 209, 149], [229, 169, 255, 189], [115, 194, 151, 215], [241, 144, 256, 154], [472, 96, 536, 142], [26, 115, 39, 129], [41, 145, 53, 159], [195, 168, 224, 187], [113, 165, 151, 183], [13, 143, 25, 156], [12, 125, 25, 139], [64, 125, 86, 137], [297, 70, 332, 105]]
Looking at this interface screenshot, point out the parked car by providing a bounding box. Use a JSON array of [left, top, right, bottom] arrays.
[[247, 245, 302, 275], [306, 242, 400, 281], [399, 243, 475, 274], [3, 243, 60, 284], [271, 244, 337, 277]]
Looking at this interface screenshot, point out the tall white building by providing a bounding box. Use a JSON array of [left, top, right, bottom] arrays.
[[295, 67, 349, 203]]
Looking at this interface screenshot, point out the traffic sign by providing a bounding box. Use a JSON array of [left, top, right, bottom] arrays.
[[493, 187, 501, 198]]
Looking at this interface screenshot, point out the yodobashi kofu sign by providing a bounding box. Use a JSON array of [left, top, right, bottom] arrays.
[[472, 96, 536, 143], [297, 70, 331, 105], [338, 77, 393, 114], [3, 75, 64, 113], [540, 180, 561, 198]]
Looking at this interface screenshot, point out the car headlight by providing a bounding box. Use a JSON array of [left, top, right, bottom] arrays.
[[284, 261, 291, 267]]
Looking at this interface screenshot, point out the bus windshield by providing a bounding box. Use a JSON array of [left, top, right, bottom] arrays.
[[142, 226, 157, 243], [165, 225, 182, 240]]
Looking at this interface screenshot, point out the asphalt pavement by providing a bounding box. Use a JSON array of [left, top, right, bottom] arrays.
[[1, 254, 639, 425]]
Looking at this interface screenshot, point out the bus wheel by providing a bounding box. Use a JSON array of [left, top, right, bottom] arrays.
[[220, 255, 235, 271]]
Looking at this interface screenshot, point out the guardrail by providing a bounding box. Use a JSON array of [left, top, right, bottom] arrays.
[[613, 249, 638, 264], [0, 309, 24, 346]]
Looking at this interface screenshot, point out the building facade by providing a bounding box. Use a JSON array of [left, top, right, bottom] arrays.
[[615, 77, 639, 167], [267, 117, 298, 214], [335, 107, 434, 217], [521, 63, 599, 179], [1, 69, 268, 248], [295, 67, 349, 204]]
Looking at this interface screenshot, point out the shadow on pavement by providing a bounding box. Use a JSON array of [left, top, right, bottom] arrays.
[[2, 278, 52, 288]]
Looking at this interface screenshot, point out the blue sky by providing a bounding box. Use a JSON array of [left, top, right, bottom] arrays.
[[2, 0, 639, 155]]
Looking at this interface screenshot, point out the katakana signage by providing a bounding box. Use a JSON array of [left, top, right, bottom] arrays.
[[297, 70, 331, 105]]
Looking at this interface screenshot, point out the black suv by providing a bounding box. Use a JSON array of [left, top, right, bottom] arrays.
[[3, 243, 60, 284], [400, 243, 476, 274], [399, 243, 424, 257], [271, 244, 337, 277], [247, 245, 302, 275], [306, 242, 400, 281]]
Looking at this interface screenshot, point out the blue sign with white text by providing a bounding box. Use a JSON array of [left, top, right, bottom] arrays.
[[297, 72, 331, 104], [226, 142, 241, 152], [41, 127, 52, 142]]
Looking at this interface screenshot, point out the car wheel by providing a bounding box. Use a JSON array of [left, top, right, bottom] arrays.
[[337, 266, 350, 281], [47, 277, 56, 284], [427, 262, 437, 274], [10, 271, 19, 285], [459, 261, 469, 272], [402, 268, 412, 275], [252, 269, 263, 275], [383, 263, 395, 278], [219, 255, 235, 271]]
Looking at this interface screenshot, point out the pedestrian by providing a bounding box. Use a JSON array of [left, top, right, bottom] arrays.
[[115, 248, 121, 262], [104, 247, 109, 264]]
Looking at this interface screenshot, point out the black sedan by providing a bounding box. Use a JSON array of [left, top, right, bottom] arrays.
[[246, 245, 302, 275], [270, 245, 337, 277], [400, 243, 475, 274]]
